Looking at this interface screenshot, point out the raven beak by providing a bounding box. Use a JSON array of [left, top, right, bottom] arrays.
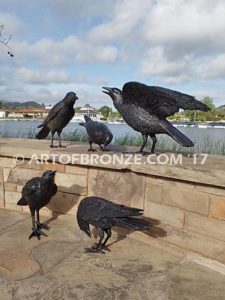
[[102, 87, 112, 96], [51, 170, 56, 175]]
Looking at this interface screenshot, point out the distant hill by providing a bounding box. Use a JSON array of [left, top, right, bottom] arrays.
[[217, 104, 225, 110], [1, 101, 42, 109], [216, 105, 225, 117]]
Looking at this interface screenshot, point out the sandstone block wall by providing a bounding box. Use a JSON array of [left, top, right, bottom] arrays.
[[0, 149, 225, 263]]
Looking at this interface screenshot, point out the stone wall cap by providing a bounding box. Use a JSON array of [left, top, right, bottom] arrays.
[[1, 138, 225, 188]]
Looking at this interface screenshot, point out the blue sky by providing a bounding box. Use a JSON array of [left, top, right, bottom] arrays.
[[1, 0, 225, 108]]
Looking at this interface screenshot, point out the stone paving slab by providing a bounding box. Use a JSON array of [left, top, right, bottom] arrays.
[[0, 209, 29, 231], [0, 209, 225, 299]]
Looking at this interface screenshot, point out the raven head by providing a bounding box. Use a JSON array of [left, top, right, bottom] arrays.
[[102, 87, 123, 104], [42, 170, 56, 182], [84, 115, 92, 123], [64, 91, 79, 105], [77, 216, 91, 238]]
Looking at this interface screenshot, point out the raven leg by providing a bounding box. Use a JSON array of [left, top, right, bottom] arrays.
[[99, 228, 112, 251], [57, 131, 66, 148], [99, 144, 104, 151], [138, 134, 148, 153], [149, 134, 157, 154], [36, 210, 50, 231], [28, 209, 47, 240], [50, 132, 56, 148], [96, 228, 105, 249], [85, 228, 105, 254], [102, 137, 112, 151], [88, 141, 96, 152]]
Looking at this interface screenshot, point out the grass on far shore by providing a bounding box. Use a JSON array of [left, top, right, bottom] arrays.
[[0, 128, 225, 155]]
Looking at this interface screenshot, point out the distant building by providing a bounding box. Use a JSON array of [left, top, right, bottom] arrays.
[[7, 108, 50, 119], [80, 104, 95, 113], [72, 104, 103, 122], [0, 110, 9, 118], [45, 105, 53, 110]]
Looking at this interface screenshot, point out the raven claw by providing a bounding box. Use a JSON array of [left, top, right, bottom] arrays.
[[29, 228, 48, 240], [100, 245, 111, 252], [84, 247, 105, 254], [36, 222, 50, 231]]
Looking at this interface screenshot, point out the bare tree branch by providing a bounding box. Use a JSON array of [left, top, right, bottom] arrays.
[[0, 24, 14, 57]]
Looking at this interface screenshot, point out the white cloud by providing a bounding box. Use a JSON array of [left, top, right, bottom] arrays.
[[196, 54, 225, 79], [1, 1, 225, 106], [11, 35, 118, 67], [139, 47, 190, 77], [142, 0, 225, 50], [17, 68, 72, 84], [0, 12, 23, 35], [88, 0, 152, 43]]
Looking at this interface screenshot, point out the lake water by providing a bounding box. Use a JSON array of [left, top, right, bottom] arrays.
[[0, 119, 225, 147]]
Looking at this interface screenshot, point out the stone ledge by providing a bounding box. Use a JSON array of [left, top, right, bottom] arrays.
[[1, 138, 225, 188]]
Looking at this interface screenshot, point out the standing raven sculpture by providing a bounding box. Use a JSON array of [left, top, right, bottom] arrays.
[[17, 170, 57, 240], [103, 82, 209, 153], [77, 196, 152, 253], [79, 115, 113, 151], [36, 92, 78, 148]]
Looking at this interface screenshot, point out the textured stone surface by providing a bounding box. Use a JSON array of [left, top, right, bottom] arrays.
[[5, 191, 22, 205], [185, 212, 225, 242], [4, 182, 17, 192], [0, 168, 4, 208], [43, 162, 65, 172], [7, 168, 43, 185], [145, 202, 185, 228], [55, 172, 87, 195], [0, 209, 29, 231], [65, 164, 88, 175], [162, 225, 225, 263], [0, 209, 225, 300], [195, 184, 225, 196], [88, 168, 145, 207], [1, 139, 225, 267], [157, 177, 195, 190], [3, 167, 11, 182], [4, 190, 22, 211], [145, 180, 163, 203], [48, 191, 82, 215], [168, 262, 225, 300], [164, 187, 209, 215], [1, 138, 225, 187], [210, 195, 225, 221], [0, 211, 79, 279]]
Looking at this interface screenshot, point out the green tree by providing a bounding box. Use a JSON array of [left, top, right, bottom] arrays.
[[98, 106, 112, 119], [216, 105, 225, 119], [184, 96, 216, 121], [198, 97, 216, 121]]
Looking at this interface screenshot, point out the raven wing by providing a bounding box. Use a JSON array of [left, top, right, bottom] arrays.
[[122, 82, 209, 118], [38, 100, 64, 128], [21, 177, 41, 198], [79, 197, 143, 222]]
